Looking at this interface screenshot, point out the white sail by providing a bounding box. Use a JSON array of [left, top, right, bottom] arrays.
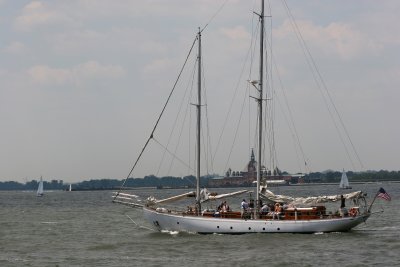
[[68, 184, 72, 191], [340, 170, 351, 189], [37, 177, 44, 197]]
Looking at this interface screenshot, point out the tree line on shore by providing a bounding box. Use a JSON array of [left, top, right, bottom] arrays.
[[1, 170, 399, 191]]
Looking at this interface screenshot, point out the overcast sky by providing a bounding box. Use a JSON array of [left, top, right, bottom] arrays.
[[1, 0, 399, 183]]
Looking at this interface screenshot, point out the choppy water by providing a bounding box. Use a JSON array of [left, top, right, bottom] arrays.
[[1, 183, 399, 267]]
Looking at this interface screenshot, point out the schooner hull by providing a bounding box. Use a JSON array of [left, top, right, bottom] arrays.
[[143, 207, 370, 234]]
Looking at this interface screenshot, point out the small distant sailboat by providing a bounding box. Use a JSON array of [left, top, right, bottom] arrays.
[[68, 184, 72, 192], [340, 169, 352, 189], [37, 177, 44, 197]]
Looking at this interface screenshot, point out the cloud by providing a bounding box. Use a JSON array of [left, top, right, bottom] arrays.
[[28, 61, 126, 86], [142, 58, 174, 75], [220, 26, 250, 41], [50, 27, 168, 58], [275, 19, 381, 60], [28, 65, 69, 85], [14, 1, 72, 31], [3, 41, 27, 54], [75, 61, 125, 79]]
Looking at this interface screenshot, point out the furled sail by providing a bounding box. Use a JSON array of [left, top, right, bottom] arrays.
[[200, 188, 249, 203], [146, 191, 196, 206], [260, 187, 365, 206]]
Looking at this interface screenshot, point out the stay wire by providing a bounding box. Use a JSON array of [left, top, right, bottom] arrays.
[[213, 15, 259, 172], [153, 137, 195, 175], [223, 80, 252, 174], [282, 0, 363, 170], [201, 56, 214, 175], [166, 60, 197, 176], [201, 0, 230, 33], [266, 31, 311, 173], [114, 36, 198, 199]]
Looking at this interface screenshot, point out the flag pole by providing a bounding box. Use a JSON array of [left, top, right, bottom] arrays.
[[368, 189, 379, 212]]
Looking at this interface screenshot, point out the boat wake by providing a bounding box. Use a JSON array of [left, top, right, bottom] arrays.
[[313, 232, 324, 235], [355, 225, 400, 232], [160, 230, 180, 235]]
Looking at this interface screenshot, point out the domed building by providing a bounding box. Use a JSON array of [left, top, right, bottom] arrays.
[[208, 149, 301, 187], [208, 149, 261, 187]]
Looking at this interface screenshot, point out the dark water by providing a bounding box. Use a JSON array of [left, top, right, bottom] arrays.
[[1, 183, 399, 267]]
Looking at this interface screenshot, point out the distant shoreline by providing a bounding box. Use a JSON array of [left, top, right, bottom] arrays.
[[290, 180, 400, 186], [1, 180, 399, 191], [74, 180, 400, 190]]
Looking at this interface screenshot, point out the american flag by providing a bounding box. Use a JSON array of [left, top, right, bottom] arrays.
[[377, 187, 391, 201]]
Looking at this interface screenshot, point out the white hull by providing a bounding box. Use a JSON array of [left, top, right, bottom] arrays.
[[340, 186, 352, 189], [143, 207, 370, 234]]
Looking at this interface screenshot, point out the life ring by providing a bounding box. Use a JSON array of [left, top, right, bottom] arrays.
[[349, 208, 358, 217]]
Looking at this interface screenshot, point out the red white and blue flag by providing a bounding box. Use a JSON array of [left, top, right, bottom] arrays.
[[377, 187, 391, 201]]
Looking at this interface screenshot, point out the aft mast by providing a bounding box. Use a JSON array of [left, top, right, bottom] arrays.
[[256, 0, 265, 216], [196, 28, 202, 213]]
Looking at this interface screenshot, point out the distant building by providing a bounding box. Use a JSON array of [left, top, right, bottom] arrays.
[[208, 149, 304, 187]]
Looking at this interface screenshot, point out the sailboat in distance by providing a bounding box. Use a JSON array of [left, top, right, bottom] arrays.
[[114, 0, 373, 234], [37, 177, 44, 197], [340, 169, 352, 189]]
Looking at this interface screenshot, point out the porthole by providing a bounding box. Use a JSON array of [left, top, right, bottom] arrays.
[[263, 228, 265, 231], [248, 227, 251, 230], [217, 226, 220, 229], [230, 226, 233, 229], [177, 222, 179, 224], [277, 228, 280, 231]]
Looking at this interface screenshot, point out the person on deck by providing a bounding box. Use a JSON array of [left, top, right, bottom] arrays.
[[340, 195, 348, 217], [219, 201, 229, 212], [340, 195, 346, 208], [241, 199, 249, 218], [222, 201, 230, 212], [274, 203, 282, 219], [217, 201, 224, 212], [249, 199, 254, 209], [274, 203, 282, 213], [260, 204, 270, 214]]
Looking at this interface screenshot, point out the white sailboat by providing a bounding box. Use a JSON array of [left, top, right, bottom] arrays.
[[37, 177, 44, 197], [340, 169, 352, 189], [68, 184, 72, 192], [114, 0, 373, 233]]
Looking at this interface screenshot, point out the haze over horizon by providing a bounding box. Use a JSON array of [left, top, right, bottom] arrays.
[[1, 0, 399, 183]]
